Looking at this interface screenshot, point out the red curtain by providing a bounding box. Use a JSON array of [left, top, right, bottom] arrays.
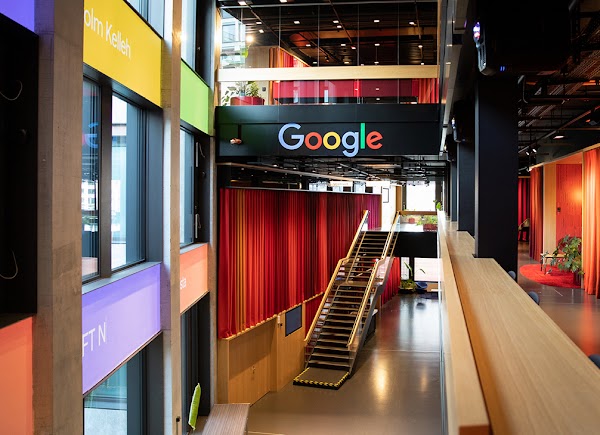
[[518, 177, 530, 226], [218, 188, 382, 338], [304, 295, 324, 332], [529, 167, 544, 261], [583, 149, 600, 298], [380, 257, 400, 305]]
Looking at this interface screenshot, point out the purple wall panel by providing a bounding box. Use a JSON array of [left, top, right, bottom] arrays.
[[0, 1, 35, 32], [82, 265, 161, 394]]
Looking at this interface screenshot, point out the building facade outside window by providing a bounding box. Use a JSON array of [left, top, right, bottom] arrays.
[[126, 0, 164, 36], [181, 0, 197, 67]]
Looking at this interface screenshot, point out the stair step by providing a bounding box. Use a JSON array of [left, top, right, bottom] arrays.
[[325, 318, 355, 324], [317, 338, 348, 345], [321, 325, 352, 331], [315, 346, 348, 353], [311, 352, 349, 360], [328, 313, 358, 318], [330, 305, 357, 311], [308, 360, 350, 369]]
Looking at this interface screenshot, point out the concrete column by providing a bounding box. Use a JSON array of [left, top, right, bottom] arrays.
[[457, 141, 475, 235], [208, 138, 218, 410], [474, 76, 518, 272], [161, 0, 183, 433], [33, 0, 84, 433]]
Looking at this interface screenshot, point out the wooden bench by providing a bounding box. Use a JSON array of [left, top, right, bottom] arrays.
[[202, 403, 250, 435]]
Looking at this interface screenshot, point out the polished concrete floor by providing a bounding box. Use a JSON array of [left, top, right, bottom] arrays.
[[246, 294, 442, 435], [516, 242, 600, 356]]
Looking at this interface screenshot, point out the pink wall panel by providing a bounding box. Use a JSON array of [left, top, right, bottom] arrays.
[[556, 164, 582, 245]]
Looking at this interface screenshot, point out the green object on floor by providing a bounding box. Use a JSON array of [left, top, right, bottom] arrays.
[[188, 383, 201, 430]]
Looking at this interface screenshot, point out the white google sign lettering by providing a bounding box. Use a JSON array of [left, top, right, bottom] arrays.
[[84, 8, 132, 59], [278, 123, 382, 157]]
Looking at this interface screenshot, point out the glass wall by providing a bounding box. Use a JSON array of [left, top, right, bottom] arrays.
[[406, 182, 437, 211], [84, 353, 144, 435], [82, 80, 100, 280], [111, 95, 145, 270], [126, 0, 164, 36], [181, 0, 197, 67], [180, 129, 195, 246]]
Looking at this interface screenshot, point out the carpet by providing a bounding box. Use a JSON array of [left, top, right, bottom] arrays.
[[519, 263, 580, 288]]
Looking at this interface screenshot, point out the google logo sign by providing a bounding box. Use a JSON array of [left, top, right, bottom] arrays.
[[278, 123, 383, 157]]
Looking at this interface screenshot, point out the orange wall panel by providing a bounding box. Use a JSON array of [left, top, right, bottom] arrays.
[[0, 318, 33, 435], [180, 244, 209, 313], [556, 164, 582, 245]]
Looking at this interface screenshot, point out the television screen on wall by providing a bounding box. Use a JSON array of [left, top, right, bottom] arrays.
[[285, 305, 302, 336]]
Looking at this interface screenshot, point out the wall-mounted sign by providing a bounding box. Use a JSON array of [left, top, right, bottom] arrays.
[[278, 123, 382, 157], [180, 244, 209, 313], [217, 104, 439, 157], [0, 1, 35, 32], [83, 0, 162, 106], [181, 62, 212, 135], [82, 265, 160, 394]]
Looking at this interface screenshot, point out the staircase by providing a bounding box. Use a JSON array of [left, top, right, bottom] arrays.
[[294, 211, 400, 389]]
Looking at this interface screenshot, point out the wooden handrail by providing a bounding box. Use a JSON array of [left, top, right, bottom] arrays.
[[445, 213, 600, 434], [304, 211, 369, 343], [437, 213, 489, 435]]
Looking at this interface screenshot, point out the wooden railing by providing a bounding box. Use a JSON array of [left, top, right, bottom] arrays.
[[440, 211, 600, 434]]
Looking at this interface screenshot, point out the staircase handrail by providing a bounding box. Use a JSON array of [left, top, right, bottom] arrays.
[[346, 211, 401, 348], [304, 210, 370, 343]]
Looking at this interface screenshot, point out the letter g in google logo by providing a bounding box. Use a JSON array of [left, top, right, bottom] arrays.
[[278, 123, 383, 157]]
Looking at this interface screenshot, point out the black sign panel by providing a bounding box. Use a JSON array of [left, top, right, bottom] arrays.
[[217, 104, 440, 157]]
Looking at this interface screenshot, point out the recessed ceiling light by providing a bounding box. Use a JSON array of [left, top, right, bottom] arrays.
[[375, 88, 379, 91], [420, 62, 425, 65], [246, 35, 254, 43], [374, 43, 380, 47], [409, 21, 416, 25], [374, 19, 380, 23], [554, 134, 565, 139], [238, 0, 247, 4], [259, 29, 264, 33], [306, 43, 311, 47], [344, 61, 350, 64], [376, 97, 380, 101], [351, 46, 356, 50], [341, 43, 346, 46], [294, 20, 300, 24], [418, 44, 423, 49], [333, 20, 339, 24], [337, 25, 342, 28], [374, 61, 379, 65], [279, 0, 287, 3], [256, 21, 261, 25], [312, 61, 317, 64]]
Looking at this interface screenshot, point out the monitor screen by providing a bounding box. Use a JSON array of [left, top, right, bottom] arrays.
[[285, 305, 302, 336]]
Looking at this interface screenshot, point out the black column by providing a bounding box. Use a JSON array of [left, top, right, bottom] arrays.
[[457, 141, 475, 235], [474, 76, 518, 272], [450, 160, 458, 222]]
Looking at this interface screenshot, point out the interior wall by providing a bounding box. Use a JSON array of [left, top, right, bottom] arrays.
[[0, 318, 32, 434], [217, 304, 306, 404], [555, 164, 583, 244], [543, 164, 557, 254]]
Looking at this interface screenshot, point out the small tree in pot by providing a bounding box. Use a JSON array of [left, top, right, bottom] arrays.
[[550, 235, 583, 285]]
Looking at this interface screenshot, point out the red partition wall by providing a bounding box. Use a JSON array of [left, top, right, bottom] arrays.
[[518, 177, 530, 226], [304, 296, 324, 332], [380, 257, 400, 306], [583, 149, 600, 298], [218, 188, 381, 338], [556, 164, 583, 244], [530, 167, 544, 261]]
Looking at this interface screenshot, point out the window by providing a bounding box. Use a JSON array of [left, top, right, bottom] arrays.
[[81, 79, 149, 282], [126, 0, 164, 36], [405, 182, 437, 211], [84, 352, 144, 434], [112, 95, 145, 270], [181, 0, 197, 67], [82, 80, 100, 280], [180, 129, 195, 246]]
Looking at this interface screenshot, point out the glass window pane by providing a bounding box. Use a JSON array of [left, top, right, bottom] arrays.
[[181, 0, 196, 67], [180, 130, 194, 246], [84, 363, 127, 434], [82, 80, 100, 280], [112, 95, 144, 270], [405, 182, 436, 211]]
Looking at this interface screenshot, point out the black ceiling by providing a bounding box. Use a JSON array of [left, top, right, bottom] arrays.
[[217, 0, 600, 184]]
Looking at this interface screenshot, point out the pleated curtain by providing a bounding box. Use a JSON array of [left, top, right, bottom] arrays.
[[583, 149, 600, 298], [529, 167, 544, 261], [218, 188, 382, 338]]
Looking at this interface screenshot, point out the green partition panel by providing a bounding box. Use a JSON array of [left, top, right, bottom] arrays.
[[180, 61, 212, 135]]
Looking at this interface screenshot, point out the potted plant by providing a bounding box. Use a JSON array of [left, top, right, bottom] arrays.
[[550, 235, 583, 285], [400, 263, 427, 293], [223, 81, 265, 106], [423, 215, 438, 232]]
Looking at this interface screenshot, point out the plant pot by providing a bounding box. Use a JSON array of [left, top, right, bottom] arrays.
[[231, 96, 265, 106], [574, 272, 582, 286], [408, 218, 415, 224], [415, 281, 428, 293]]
